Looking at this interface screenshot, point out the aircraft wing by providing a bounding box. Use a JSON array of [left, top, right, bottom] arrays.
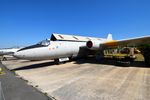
[[86, 35, 150, 50], [102, 36, 150, 48]]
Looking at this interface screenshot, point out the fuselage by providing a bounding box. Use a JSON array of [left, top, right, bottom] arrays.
[[13, 33, 150, 62], [14, 41, 86, 60]]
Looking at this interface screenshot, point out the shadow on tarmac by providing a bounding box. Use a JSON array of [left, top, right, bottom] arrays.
[[12, 57, 149, 71], [12, 61, 55, 71], [74, 57, 149, 68]]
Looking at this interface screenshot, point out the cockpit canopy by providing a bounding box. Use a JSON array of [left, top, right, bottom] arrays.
[[37, 39, 50, 46], [17, 39, 50, 52]]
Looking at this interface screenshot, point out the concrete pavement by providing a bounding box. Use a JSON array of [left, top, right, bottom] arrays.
[[2, 59, 150, 100]]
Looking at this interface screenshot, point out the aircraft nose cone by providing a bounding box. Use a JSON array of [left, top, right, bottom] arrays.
[[13, 51, 24, 59]]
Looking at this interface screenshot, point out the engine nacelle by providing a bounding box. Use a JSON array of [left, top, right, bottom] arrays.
[[86, 40, 100, 50]]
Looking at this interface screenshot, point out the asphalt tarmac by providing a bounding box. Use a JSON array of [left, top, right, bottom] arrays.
[[0, 61, 51, 100], [2, 59, 150, 100]]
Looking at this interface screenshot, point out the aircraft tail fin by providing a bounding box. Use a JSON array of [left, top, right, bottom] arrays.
[[107, 33, 113, 41]]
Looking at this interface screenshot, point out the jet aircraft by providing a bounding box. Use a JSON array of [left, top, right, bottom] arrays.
[[0, 48, 20, 56], [14, 33, 150, 63], [0, 48, 21, 60]]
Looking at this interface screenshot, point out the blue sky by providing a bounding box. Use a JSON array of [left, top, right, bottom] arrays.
[[0, 0, 150, 48]]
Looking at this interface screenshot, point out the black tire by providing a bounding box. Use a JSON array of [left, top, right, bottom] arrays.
[[69, 57, 73, 61], [54, 59, 60, 65]]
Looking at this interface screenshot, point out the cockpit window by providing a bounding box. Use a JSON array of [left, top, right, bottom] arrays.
[[37, 40, 50, 46], [17, 39, 50, 52]]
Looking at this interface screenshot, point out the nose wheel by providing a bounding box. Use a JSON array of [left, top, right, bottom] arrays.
[[2, 57, 7, 61], [54, 57, 70, 64], [54, 59, 61, 64]]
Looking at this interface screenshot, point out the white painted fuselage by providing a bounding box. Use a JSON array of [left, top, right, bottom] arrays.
[[14, 41, 86, 60]]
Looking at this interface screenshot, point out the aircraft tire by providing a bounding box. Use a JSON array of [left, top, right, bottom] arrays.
[[54, 59, 60, 65], [2, 57, 7, 61]]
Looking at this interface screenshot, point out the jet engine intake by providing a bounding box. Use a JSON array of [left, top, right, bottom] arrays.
[[86, 41, 100, 50]]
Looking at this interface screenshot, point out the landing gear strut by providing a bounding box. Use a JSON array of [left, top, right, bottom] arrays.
[[2, 57, 7, 61]]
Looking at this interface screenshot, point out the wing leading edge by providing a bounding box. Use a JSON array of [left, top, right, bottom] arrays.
[[102, 35, 150, 48]]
